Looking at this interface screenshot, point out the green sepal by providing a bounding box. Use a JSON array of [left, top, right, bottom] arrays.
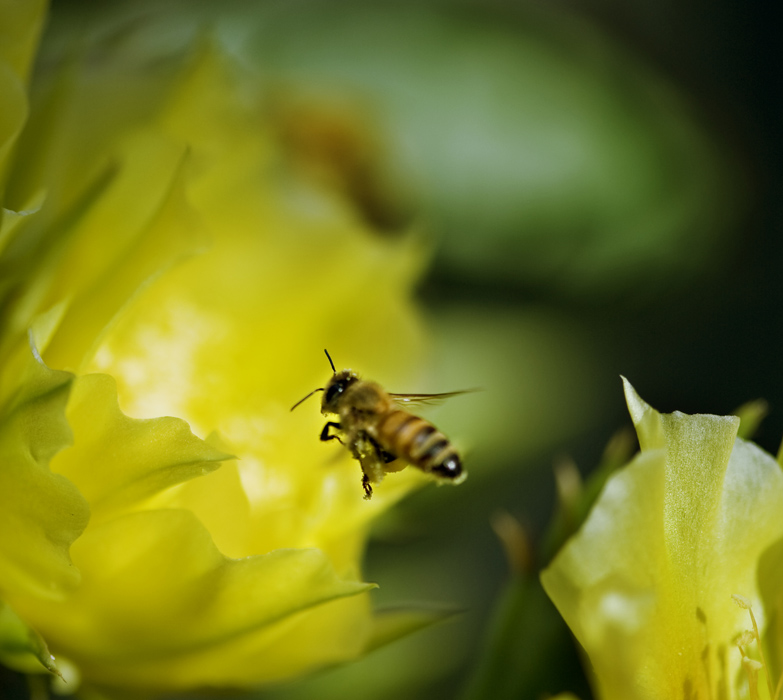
[[367, 604, 460, 653], [0, 599, 62, 678]]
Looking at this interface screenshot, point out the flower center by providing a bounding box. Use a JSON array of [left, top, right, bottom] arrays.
[[732, 594, 780, 700]]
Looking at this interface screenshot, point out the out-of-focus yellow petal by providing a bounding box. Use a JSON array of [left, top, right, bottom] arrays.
[[0, 60, 27, 208], [85, 47, 428, 566], [0, 0, 47, 82], [0, 0, 46, 190], [52, 373, 232, 524], [42, 131, 207, 373], [542, 379, 783, 699], [758, 537, 783, 686], [15, 508, 374, 690], [164, 588, 372, 688], [3, 13, 433, 691], [0, 340, 89, 601]]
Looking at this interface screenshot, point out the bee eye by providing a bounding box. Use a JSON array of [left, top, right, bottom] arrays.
[[325, 381, 345, 405]]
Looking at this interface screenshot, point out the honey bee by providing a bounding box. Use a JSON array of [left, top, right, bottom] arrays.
[[291, 350, 468, 499]]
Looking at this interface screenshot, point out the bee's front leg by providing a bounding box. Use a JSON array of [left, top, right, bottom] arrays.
[[362, 472, 373, 500], [320, 421, 344, 444]]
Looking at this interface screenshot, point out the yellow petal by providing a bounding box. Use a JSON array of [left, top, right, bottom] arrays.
[[3, 23, 431, 692], [620, 375, 666, 450], [17, 508, 374, 689], [42, 130, 208, 372], [542, 379, 783, 699], [82, 46, 429, 563], [52, 373, 232, 524], [0, 339, 89, 600]]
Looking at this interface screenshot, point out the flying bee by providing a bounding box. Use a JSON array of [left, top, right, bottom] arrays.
[[291, 350, 469, 499]]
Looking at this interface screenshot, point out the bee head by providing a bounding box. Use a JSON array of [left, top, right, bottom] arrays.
[[321, 370, 358, 414], [290, 350, 357, 413]]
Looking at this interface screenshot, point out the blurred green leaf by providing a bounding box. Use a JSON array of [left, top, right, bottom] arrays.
[[236, 1, 738, 299], [44, 0, 741, 299], [458, 572, 577, 700], [733, 398, 768, 440], [542, 428, 636, 563]]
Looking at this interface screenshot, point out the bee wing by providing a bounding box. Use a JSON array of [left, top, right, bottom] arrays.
[[388, 389, 477, 407]]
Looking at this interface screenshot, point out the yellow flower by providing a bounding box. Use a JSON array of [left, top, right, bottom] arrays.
[[0, 1, 435, 693], [541, 379, 783, 700]]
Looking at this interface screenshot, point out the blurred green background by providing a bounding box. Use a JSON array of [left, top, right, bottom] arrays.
[[4, 0, 779, 698]]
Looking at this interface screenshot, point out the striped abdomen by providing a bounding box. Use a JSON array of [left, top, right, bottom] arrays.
[[375, 410, 463, 480]]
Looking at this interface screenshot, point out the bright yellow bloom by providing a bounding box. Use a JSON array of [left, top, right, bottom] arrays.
[[0, 0, 434, 693], [542, 379, 783, 700]]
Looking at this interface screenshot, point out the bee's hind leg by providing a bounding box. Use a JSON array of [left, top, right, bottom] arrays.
[[379, 448, 397, 464], [320, 422, 344, 444], [368, 436, 405, 474]]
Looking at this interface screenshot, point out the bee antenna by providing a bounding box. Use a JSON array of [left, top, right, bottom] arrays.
[[324, 349, 336, 374], [290, 387, 324, 411]]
